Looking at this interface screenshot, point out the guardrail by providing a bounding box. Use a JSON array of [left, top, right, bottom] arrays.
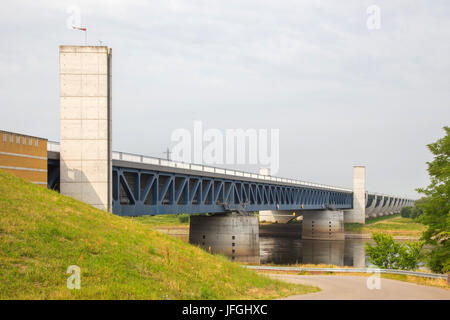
[[47, 140, 350, 191], [111, 150, 353, 192], [244, 265, 448, 280]]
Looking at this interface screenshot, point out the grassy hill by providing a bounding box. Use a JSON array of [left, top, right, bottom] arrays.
[[0, 170, 318, 299]]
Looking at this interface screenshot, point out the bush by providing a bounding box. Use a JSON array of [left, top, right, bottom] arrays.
[[177, 214, 189, 224], [410, 207, 423, 219], [398, 241, 425, 270], [365, 233, 424, 270], [401, 207, 412, 218], [427, 243, 450, 274], [400, 206, 423, 219]]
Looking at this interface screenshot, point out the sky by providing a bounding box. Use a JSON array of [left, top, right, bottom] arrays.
[[0, 0, 449, 198]]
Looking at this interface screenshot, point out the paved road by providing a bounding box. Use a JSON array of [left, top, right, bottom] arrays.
[[268, 274, 450, 300]]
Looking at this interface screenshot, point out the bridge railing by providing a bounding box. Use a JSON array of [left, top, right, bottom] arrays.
[[111, 150, 352, 193]]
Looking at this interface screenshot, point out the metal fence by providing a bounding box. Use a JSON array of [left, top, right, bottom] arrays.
[[244, 265, 448, 280]]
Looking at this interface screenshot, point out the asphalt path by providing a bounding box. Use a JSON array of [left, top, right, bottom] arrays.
[[267, 274, 450, 300]]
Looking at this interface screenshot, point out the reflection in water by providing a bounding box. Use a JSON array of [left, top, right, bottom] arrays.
[[162, 228, 370, 267], [260, 237, 368, 267]]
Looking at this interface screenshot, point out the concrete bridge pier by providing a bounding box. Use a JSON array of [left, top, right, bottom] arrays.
[[302, 210, 345, 240], [189, 214, 260, 263], [366, 194, 378, 219], [378, 196, 391, 217], [372, 195, 385, 217]]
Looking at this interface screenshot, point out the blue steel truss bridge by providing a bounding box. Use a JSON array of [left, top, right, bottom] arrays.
[[47, 142, 413, 218]]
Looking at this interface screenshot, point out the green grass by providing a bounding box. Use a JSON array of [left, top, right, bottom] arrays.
[[365, 213, 401, 224], [345, 215, 426, 237], [133, 214, 191, 227], [0, 170, 319, 300]]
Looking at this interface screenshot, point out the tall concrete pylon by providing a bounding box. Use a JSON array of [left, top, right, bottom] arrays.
[[344, 166, 366, 224], [59, 46, 112, 211]]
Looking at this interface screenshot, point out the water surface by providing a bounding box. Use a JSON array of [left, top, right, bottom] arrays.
[[260, 236, 368, 267]]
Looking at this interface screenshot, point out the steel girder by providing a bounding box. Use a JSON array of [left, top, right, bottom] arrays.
[[112, 166, 353, 216]]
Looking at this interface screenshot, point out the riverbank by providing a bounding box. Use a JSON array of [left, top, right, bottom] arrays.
[[345, 215, 425, 238]]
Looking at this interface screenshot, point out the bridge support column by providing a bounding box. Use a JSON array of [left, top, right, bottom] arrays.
[[365, 195, 378, 219], [344, 166, 366, 224], [302, 210, 345, 240], [259, 210, 297, 223], [189, 214, 260, 263]]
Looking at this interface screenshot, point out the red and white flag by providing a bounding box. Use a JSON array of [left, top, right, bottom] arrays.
[[72, 26, 86, 31]]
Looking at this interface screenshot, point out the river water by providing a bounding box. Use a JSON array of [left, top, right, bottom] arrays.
[[260, 236, 368, 267], [163, 226, 374, 267]]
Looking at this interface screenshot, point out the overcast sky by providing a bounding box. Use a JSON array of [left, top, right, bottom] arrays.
[[0, 0, 449, 198]]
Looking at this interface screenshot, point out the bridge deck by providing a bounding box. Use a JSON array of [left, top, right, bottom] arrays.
[[111, 150, 353, 216]]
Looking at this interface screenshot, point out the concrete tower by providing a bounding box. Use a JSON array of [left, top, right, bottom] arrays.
[[59, 46, 112, 211], [344, 166, 366, 224]]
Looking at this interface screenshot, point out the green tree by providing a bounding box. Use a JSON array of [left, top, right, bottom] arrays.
[[398, 241, 425, 270], [365, 233, 402, 269], [416, 126, 450, 273], [410, 207, 422, 219], [365, 233, 424, 270], [401, 206, 412, 218]]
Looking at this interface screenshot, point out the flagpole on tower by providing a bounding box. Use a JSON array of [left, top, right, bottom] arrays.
[[72, 25, 87, 45]]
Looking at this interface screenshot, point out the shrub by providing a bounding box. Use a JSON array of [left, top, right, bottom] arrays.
[[177, 214, 189, 224], [398, 241, 425, 270], [401, 207, 412, 218], [365, 233, 424, 270], [400, 206, 423, 219]]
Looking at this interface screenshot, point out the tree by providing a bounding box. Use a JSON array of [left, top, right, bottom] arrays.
[[416, 127, 450, 273], [401, 206, 412, 218], [365, 233, 402, 269], [365, 233, 424, 270], [398, 241, 425, 270], [400, 203, 424, 219]]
